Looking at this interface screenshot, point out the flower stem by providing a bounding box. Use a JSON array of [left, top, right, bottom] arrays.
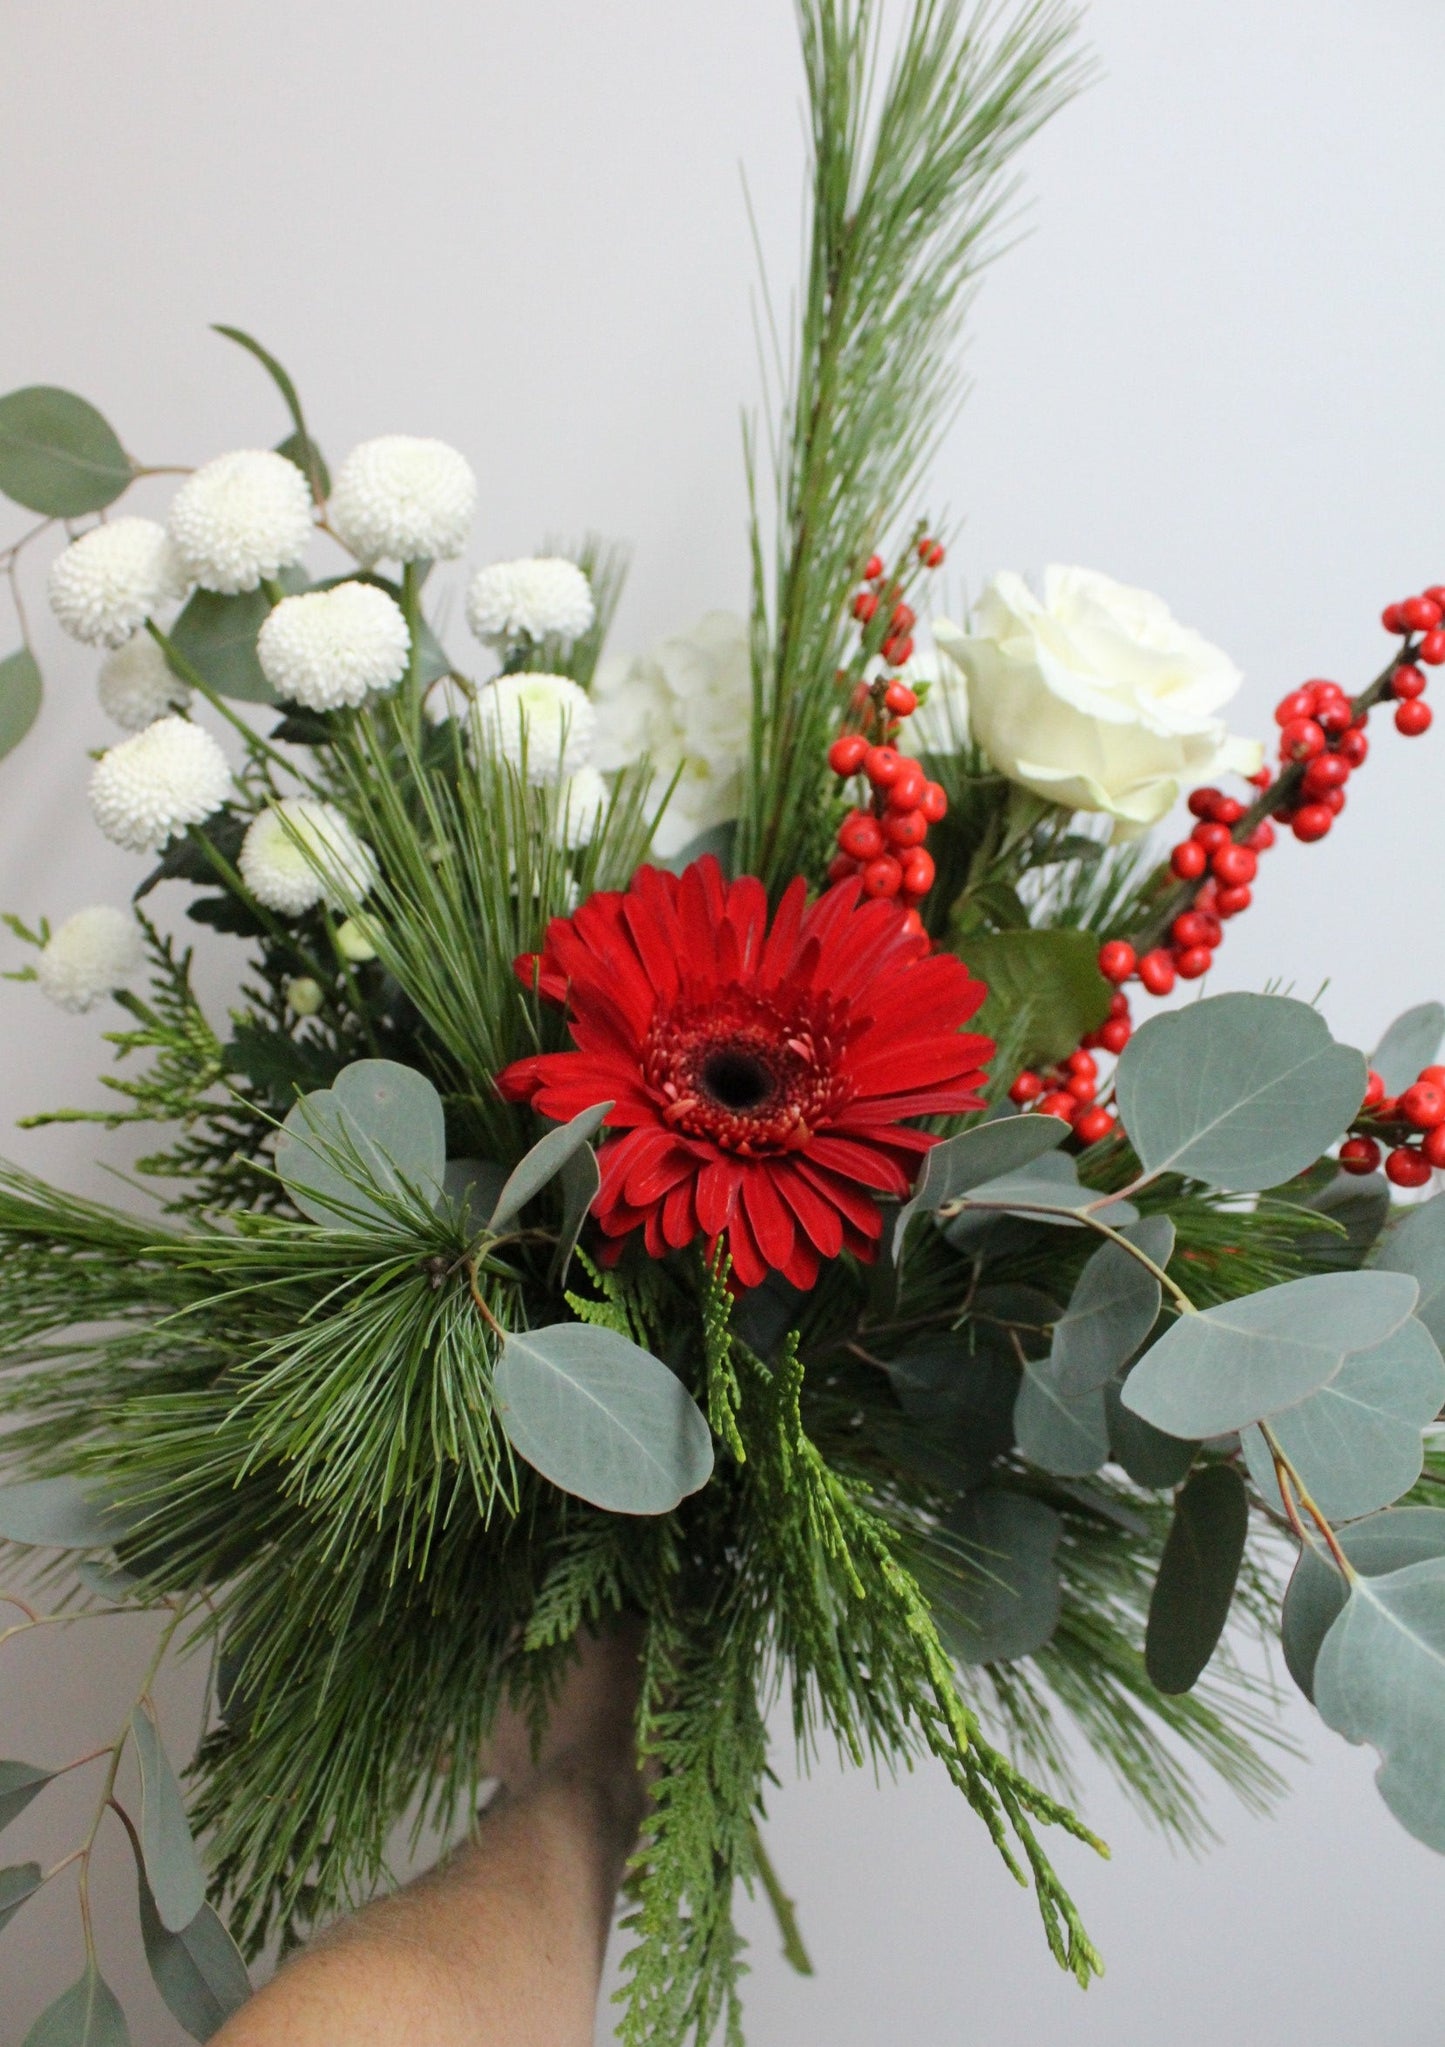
[[749, 1820, 814, 1976]]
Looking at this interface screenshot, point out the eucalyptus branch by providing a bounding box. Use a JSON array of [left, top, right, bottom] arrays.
[[1260, 1423, 1354, 1581], [941, 1195, 1198, 1315]]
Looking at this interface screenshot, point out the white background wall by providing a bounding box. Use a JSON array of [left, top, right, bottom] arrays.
[[2, 1, 1444, 2039]]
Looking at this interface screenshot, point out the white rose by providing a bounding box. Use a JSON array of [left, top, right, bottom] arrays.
[[934, 567, 1263, 835], [591, 611, 752, 856]]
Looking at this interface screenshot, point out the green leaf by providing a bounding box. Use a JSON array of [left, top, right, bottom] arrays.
[[1013, 1369, 1109, 1478], [0, 1761, 54, 1833], [493, 1323, 714, 1514], [1048, 1217, 1171, 1397], [890, 1111, 1070, 1264], [963, 928, 1113, 1068], [1314, 1555, 1445, 1850], [440, 1158, 508, 1231], [488, 1102, 612, 1234], [277, 1059, 447, 1230], [22, 1967, 131, 2047], [1370, 1001, 1445, 1095], [137, 1868, 251, 2043], [1305, 1170, 1391, 1265], [211, 325, 326, 501], [1376, 1190, 1445, 1351], [1144, 1464, 1248, 1694], [551, 1142, 600, 1287], [0, 387, 131, 515], [0, 1477, 128, 1549], [167, 566, 307, 704], [936, 1493, 1063, 1664], [75, 1558, 140, 1603], [0, 648, 42, 760], [0, 1861, 42, 1933], [131, 1707, 205, 1933], [1281, 1507, 1445, 1701], [1116, 992, 1367, 1192], [1121, 1269, 1419, 1440], [1105, 1378, 1197, 1489], [275, 431, 329, 502], [1240, 1316, 1445, 1523], [948, 1147, 1138, 1233]]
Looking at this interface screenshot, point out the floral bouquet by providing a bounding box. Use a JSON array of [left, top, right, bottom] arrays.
[[4, 4, 1445, 2043]]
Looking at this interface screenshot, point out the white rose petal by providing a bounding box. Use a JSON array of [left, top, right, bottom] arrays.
[[48, 519, 190, 649], [168, 450, 314, 595], [36, 906, 146, 1013], [98, 634, 191, 731], [258, 582, 411, 711], [934, 567, 1263, 836], [590, 610, 751, 856], [89, 715, 231, 853], [466, 558, 595, 646], [239, 799, 378, 917], [472, 673, 596, 786], [329, 436, 476, 566]]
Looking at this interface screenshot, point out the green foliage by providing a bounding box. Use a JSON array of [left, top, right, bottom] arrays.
[[0, 648, 42, 759], [1370, 1001, 1445, 1094], [1144, 1465, 1248, 1695], [1314, 1556, 1445, 1850], [963, 928, 1112, 1068], [0, 386, 131, 515]]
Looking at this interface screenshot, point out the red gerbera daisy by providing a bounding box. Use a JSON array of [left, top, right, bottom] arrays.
[[496, 856, 992, 1291]]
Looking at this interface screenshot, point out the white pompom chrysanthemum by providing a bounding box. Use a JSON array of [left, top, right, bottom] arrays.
[[329, 436, 476, 566], [36, 906, 146, 1013], [257, 583, 410, 711], [239, 799, 379, 916], [89, 715, 231, 853], [472, 673, 596, 786], [167, 450, 314, 594], [556, 765, 609, 849], [48, 519, 190, 648], [98, 634, 191, 731], [466, 557, 595, 647]]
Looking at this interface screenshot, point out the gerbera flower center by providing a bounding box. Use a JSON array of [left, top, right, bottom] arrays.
[[642, 992, 850, 1156]]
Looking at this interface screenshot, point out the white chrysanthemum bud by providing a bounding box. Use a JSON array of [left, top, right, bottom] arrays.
[[329, 436, 476, 566], [472, 673, 596, 786], [48, 519, 190, 649], [168, 450, 314, 595], [36, 906, 146, 1013], [257, 582, 410, 711], [286, 976, 325, 1016], [556, 765, 609, 849], [239, 799, 378, 916], [97, 634, 191, 731], [334, 915, 378, 963], [89, 716, 231, 853], [466, 557, 595, 646]]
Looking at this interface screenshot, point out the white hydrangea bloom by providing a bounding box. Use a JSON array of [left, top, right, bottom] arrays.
[[472, 673, 596, 786], [556, 765, 609, 850], [168, 450, 314, 594], [466, 558, 595, 646], [257, 583, 410, 711], [239, 799, 378, 916], [36, 906, 146, 1013], [98, 634, 191, 731], [48, 519, 190, 648], [329, 436, 476, 566], [591, 611, 751, 855], [89, 715, 231, 853]]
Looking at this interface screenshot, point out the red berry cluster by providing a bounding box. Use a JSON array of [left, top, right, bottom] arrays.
[[1341, 1064, 1445, 1187], [827, 537, 949, 932], [1004, 585, 1442, 1150]]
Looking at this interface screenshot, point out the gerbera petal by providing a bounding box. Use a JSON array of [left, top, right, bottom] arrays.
[[695, 1157, 743, 1236], [663, 1175, 699, 1249], [774, 1162, 845, 1258], [804, 1132, 912, 1193], [793, 1155, 886, 1239], [725, 1199, 768, 1290], [739, 1166, 796, 1273]]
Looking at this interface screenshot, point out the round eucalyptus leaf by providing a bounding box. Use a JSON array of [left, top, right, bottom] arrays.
[[21, 1967, 130, 2047], [494, 1323, 714, 1515], [0, 1862, 42, 1936], [1121, 1269, 1419, 1441], [0, 1476, 129, 1549], [1375, 1190, 1445, 1351], [1013, 1367, 1110, 1478], [1314, 1555, 1445, 1851], [1105, 1377, 1198, 1489], [936, 1492, 1063, 1664], [1370, 1001, 1445, 1096], [131, 1706, 205, 1934], [277, 1059, 446, 1231], [952, 1148, 1138, 1233], [0, 386, 131, 515], [1116, 992, 1367, 1192], [137, 1869, 252, 2042], [488, 1101, 612, 1234], [168, 566, 307, 703], [0, 648, 42, 760], [1049, 1217, 1170, 1397], [1240, 1316, 1445, 1523], [1282, 1506, 1445, 1700], [890, 1113, 1069, 1264], [1144, 1463, 1248, 1694]]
